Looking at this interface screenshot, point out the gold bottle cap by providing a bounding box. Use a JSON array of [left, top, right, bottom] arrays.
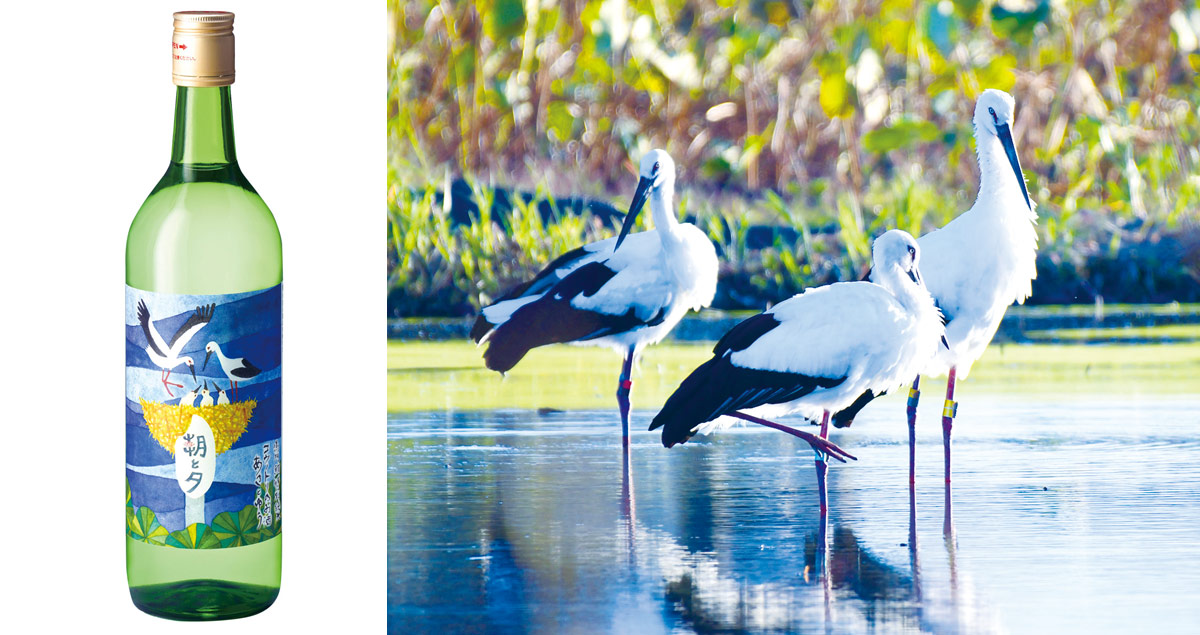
[[172, 11, 235, 87]]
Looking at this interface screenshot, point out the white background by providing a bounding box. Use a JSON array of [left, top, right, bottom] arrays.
[[0, 2, 382, 631]]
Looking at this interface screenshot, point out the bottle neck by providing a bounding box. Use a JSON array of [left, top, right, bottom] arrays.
[[172, 85, 237, 165], [155, 85, 254, 192]]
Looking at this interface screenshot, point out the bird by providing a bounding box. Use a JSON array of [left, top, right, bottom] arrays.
[[198, 381, 214, 406], [215, 382, 231, 405], [832, 89, 1037, 518], [137, 300, 214, 397], [470, 149, 719, 444], [203, 342, 262, 399], [179, 384, 200, 407], [650, 230, 945, 513]]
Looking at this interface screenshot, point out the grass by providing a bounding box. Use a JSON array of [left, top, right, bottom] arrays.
[[387, 335, 1200, 413], [1023, 324, 1200, 341], [1012, 303, 1200, 317], [389, 0, 1200, 316]]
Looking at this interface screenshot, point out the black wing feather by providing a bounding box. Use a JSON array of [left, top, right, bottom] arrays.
[[478, 260, 664, 372], [711, 312, 782, 356], [471, 245, 594, 342], [136, 300, 166, 358], [650, 354, 846, 447], [169, 303, 215, 349], [231, 358, 261, 379]]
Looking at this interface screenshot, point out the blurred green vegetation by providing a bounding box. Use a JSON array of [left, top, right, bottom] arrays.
[[388, 0, 1200, 316]]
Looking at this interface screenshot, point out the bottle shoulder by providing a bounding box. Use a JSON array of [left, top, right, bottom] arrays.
[[127, 168, 281, 293]]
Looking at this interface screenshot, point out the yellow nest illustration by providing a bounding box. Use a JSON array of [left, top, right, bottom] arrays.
[[140, 399, 257, 455]]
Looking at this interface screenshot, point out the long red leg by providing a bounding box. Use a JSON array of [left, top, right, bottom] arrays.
[[616, 345, 635, 449], [942, 367, 958, 537], [907, 376, 921, 488], [815, 410, 831, 515], [727, 412, 856, 462]]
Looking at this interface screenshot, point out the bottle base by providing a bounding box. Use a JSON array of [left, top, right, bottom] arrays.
[[130, 579, 279, 621]]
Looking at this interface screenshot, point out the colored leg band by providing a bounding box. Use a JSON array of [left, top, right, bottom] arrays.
[[943, 399, 958, 419], [907, 388, 920, 409]]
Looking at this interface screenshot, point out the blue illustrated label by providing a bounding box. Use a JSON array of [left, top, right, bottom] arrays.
[[125, 284, 281, 549]]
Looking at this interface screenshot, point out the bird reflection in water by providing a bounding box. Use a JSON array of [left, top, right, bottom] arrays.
[[620, 443, 637, 571], [661, 521, 922, 633]]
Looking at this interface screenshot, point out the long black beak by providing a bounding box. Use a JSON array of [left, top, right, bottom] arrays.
[[907, 265, 923, 286], [615, 176, 652, 251], [996, 123, 1032, 211], [203, 350, 212, 371], [190, 364, 197, 381]]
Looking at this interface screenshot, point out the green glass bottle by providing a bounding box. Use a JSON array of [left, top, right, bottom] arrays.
[[125, 11, 281, 620]]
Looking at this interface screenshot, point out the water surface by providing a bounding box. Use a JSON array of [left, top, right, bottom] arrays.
[[388, 394, 1200, 633]]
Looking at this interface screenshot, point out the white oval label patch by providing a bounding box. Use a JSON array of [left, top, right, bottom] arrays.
[[174, 415, 216, 499]]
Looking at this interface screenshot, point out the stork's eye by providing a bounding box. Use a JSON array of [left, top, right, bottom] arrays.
[[988, 106, 999, 125], [907, 245, 916, 258], [652, 162, 660, 176]]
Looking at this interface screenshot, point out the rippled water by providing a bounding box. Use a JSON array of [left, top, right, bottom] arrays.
[[388, 394, 1200, 633]]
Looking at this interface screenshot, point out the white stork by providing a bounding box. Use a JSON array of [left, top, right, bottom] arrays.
[[650, 230, 945, 512], [471, 149, 719, 444], [203, 342, 262, 399], [137, 300, 214, 397], [833, 89, 1037, 519]]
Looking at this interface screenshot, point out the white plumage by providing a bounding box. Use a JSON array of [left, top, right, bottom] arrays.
[[136, 301, 213, 398], [479, 225, 716, 354], [203, 341, 262, 398], [651, 229, 944, 448], [179, 385, 200, 407], [732, 279, 941, 420], [473, 149, 719, 441], [914, 89, 1038, 379], [838, 89, 1038, 517], [198, 382, 214, 407], [476, 150, 717, 356]]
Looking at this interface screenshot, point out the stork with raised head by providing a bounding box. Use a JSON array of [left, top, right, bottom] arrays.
[[471, 150, 719, 444], [198, 381, 214, 407], [179, 384, 201, 408], [833, 89, 1037, 523], [650, 230, 945, 512], [137, 300, 214, 397]]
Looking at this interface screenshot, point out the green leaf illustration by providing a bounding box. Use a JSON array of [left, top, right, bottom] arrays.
[[166, 522, 222, 549], [211, 505, 261, 548], [127, 506, 168, 545]]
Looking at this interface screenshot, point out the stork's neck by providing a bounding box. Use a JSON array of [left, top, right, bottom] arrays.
[[650, 182, 681, 246], [973, 127, 1026, 215], [211, 346, 229, 364], [882, 270, 939, 322]]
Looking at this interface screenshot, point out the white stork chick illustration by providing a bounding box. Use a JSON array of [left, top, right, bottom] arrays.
[[198, 381, 214, 407]]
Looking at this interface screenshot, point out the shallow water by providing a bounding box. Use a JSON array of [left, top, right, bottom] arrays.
[[387, 393, 1200, 633]]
